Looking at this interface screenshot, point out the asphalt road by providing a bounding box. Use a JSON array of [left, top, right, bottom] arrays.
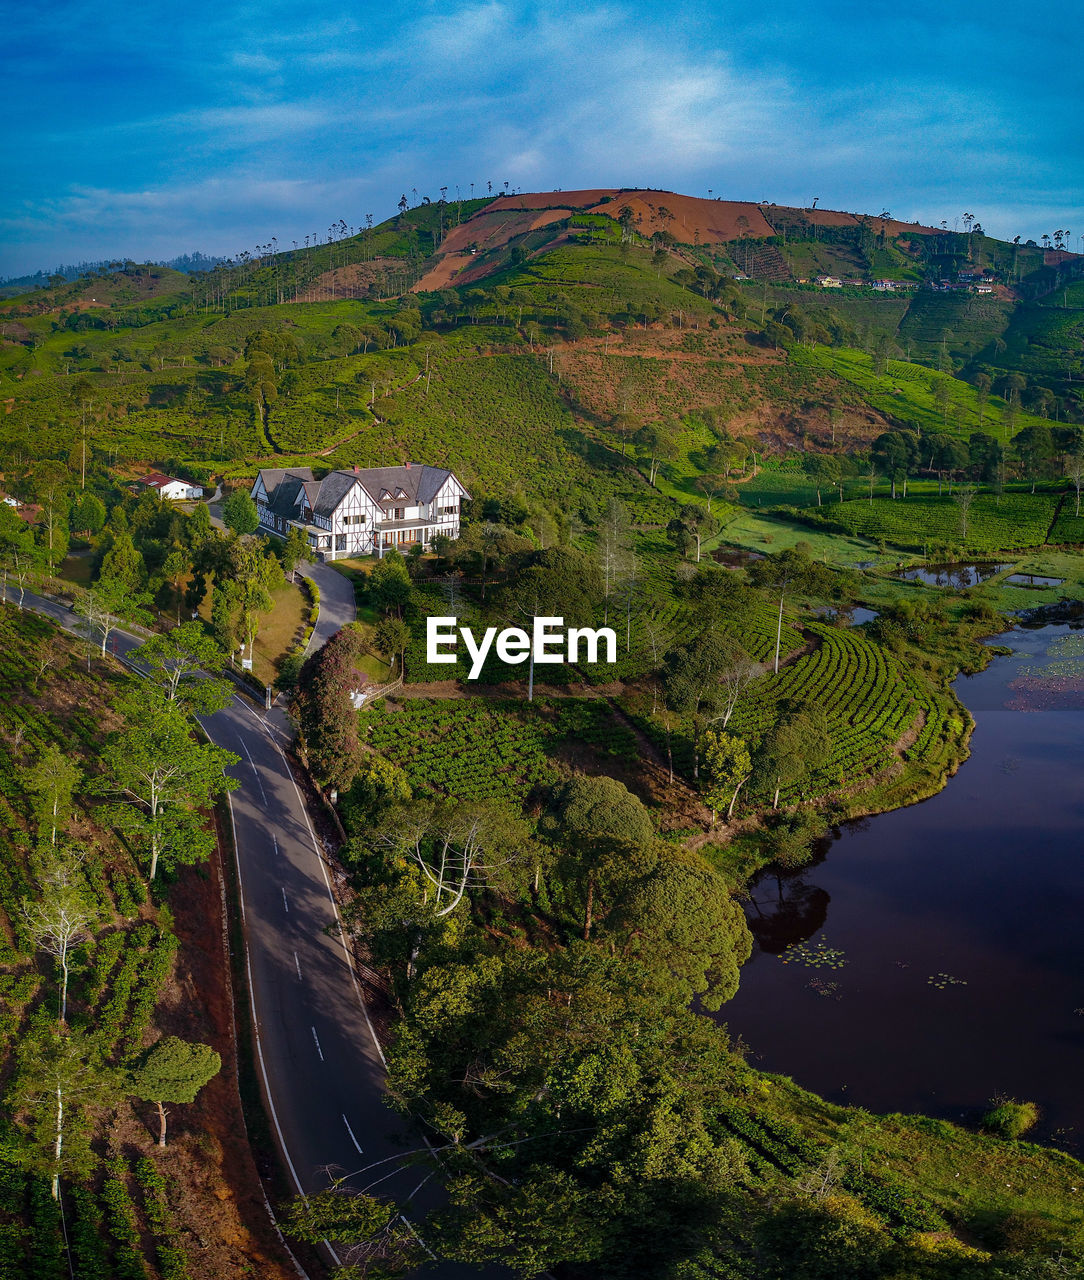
[[298, 558, 359, 653], [13, 589, 497, 1277]]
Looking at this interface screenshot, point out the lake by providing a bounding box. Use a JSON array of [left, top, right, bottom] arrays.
[[722, 623, 1084, 1148]]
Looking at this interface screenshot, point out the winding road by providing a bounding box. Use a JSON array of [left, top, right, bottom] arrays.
[[12, 576, 496, 1277]]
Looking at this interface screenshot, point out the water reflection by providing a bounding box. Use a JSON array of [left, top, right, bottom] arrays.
[[1005, 573, 1065, 588], [746, 869, 831, 955], [898, 562, 1012, 588]]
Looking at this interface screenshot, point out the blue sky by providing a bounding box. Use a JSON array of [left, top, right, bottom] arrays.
[[2, 0, 1081, 275]]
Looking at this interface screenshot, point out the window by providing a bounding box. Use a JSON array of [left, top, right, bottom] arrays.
[[336, 534, 347, 550], [395, 507, 405, 520]]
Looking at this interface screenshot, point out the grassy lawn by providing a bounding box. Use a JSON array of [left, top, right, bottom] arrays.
[[710, 506, 898, 569], [58, 552, 95, 586], [198, 578, 308, 686]]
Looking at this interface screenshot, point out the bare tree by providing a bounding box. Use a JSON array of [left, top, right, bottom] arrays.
[[1067, 451, 1084, 518], [714, 644, 763, 730], [373, 802, 526, 918], [953, 484, 979, 540]]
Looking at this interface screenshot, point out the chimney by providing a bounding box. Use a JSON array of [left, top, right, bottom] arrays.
[[353, 464, 359, 473], [405, 460, 411, 469]]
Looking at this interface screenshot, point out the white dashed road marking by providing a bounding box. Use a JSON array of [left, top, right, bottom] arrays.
[[238, 734, 268, 804], [342, 1115, 363, 1153]]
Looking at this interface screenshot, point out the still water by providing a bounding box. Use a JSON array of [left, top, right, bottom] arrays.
[[723, 624, 1084, 1145], [898, 562, 1012, 587]]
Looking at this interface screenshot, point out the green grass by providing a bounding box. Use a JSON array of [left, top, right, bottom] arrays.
[[809, 491, 1060, 553], [711, 505, 894, 568], [792, 345, 1052, 439]]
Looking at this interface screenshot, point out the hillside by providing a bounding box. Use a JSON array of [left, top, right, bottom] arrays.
[[0, 186, 1081, 549]]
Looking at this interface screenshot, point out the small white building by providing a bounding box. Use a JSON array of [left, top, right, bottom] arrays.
[[139, 472, 204, 501], [251, 462, 469, 560]]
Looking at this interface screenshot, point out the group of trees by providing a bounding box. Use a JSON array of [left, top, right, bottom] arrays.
[[4, 618, 235, 1206], [861, 423, 1084, 497]]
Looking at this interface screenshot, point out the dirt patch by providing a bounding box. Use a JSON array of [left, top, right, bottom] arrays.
[[296, 256, 410, 303], [412, 209, 574, 291]]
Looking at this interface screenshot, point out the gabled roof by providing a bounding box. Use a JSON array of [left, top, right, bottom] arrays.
[[254, 467, 315, 516], [312, 470, 362, 518], [253, 464, 469, 523], [348, 464, 467, 507], [268, 473, 309, 519]]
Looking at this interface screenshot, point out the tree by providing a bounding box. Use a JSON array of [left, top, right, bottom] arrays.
[[953, 483, 979, 540], [803, 455, 840, 507], [280, 525, 314, 579], [663, 630, 739, 779], [69, 492, 105, 538], [128, 1037, 221, 1146], [368, 551, 413, 616], [373, 616, 411, 673], [715, 642, 762, 730], [293, 625, 371, 789], [700, 731, 752, 824], [133, 621, 231, 714], [218, 539, 284, 665], [615, 852, 752, 1010], [23, 744, 81, 846], [546, 775, 654, 938], [871, 430, 920, 500], [473, 522, 509, 602], [99, 693, 238, 880], [158, 547, 191, 622], [21, 853, 97, 1024], [282, 1182, 423, 1275], [243, 352, 278, 417], [757, 704, 831, 809], [505, 547, 603, 701], [74, 576, 152, 661], [929, 434, 968, 494], [636, 421, 679, 486], [98, 531, 145, 592], [1067, 448, 1084, 517], [222, 489, 260, 536], [748, 550, 834, 674], [597, 499, 633, 616], [0, 503, 37, 606], [1014, 425, 1054, 493], [374, 800, 530, 918], [29, 463, 70, 573], [11, 1029, 114, 1198], [666, 504, 717, 563]]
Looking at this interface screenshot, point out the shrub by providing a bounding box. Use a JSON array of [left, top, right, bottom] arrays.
[[981, 1098, 1039, 1139]]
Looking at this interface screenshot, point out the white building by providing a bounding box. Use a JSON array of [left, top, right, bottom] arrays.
[[250, 463, 469, 560], [138, 472, 204, 500]]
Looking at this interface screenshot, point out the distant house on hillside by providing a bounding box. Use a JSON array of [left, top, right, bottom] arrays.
[[250, 463, 469, 560], [815, 274, 843, 288], [137, 472, 204, 501]]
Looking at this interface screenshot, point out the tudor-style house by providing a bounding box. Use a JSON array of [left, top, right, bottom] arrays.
[[249, 463, 469, 560]]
